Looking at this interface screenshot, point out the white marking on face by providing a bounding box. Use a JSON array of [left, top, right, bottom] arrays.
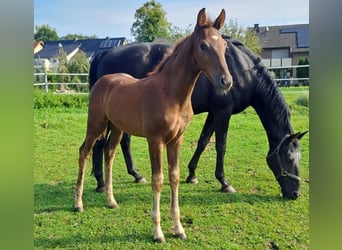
[[211, 35, 218, 40]]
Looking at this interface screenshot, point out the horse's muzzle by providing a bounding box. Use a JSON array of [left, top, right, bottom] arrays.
[[219, 74, 233, 91]]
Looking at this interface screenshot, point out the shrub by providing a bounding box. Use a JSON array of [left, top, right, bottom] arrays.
[[34, 89, 89, 109], [295, 94, 309, 107]]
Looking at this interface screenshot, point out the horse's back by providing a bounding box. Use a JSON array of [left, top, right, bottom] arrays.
[[89, 43, 171, 90]]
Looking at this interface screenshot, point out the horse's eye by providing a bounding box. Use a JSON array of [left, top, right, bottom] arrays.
[[200, 42, 208, 51]]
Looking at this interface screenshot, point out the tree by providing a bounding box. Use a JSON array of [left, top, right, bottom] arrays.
[[60, 34, 98, 40], [221, 19, 262, 56], [168, 24, 193, 44], [34, 24, 59, 41], [168, 18, 261, 56], [131, 0, 172, 42], [56, 48, 69, 91], [296, 58, 309, 85], [67, 50, 90, 92]]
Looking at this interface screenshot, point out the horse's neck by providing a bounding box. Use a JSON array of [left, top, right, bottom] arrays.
[[160, 38, 200, 107], [253, 78, 294, 151]]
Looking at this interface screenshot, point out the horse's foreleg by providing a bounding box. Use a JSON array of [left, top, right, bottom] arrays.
[[167, 136, 186, 240], [148, 139, 165, 243], [75, 137, 98, 212], [103, 125, 123, 209], [186, 112, 215, 184], [213, 114, 235, 193], [120, 133, 147, 183]]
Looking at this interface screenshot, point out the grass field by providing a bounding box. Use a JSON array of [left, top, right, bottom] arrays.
[[34, 88, 309, 249]]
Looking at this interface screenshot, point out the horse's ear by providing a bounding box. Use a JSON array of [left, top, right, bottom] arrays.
[[296, 130, 308, 140], [289, 131, 308, 142], [214, 9, 226, 30], [196, 8, 207, 28]]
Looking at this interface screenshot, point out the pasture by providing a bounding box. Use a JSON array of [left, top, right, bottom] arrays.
[[34, 88, 309, 249]]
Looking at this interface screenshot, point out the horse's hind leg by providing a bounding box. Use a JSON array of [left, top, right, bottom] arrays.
[[186, 112, 215, 184], [213, 113, 235, 193], [103, 124, 123, 209], [92, 138, 106, 192], [75, 134, 102, 212], [120, 133, 147, 183]]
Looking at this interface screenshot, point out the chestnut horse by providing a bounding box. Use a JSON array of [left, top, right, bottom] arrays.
[[74, 8, 232, 242]]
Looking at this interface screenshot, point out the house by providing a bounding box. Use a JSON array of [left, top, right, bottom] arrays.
[[253, 23, 309, 84], [34, 41, 44, 54], [34, 37, 128, 72]]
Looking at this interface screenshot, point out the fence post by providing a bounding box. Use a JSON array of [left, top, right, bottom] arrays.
[[44, 72, 48, 93]]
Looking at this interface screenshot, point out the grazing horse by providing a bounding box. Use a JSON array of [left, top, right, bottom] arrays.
[[74, 8, 232, 242], [89, 36, 307, 200]]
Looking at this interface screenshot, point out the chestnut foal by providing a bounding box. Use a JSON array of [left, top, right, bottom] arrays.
[[74, 8, 232, 242]]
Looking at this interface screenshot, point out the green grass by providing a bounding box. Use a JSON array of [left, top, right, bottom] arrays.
[[34, 89, 309, 249]]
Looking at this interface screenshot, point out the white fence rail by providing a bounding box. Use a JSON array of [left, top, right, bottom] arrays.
[[267, 65, 309, 86], [34, 64, 309, 93], [34, 72, 89, 93]]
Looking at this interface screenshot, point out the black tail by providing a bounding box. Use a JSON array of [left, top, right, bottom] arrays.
[[88, 50, 109, 91]]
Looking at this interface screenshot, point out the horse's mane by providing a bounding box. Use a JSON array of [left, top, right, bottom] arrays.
[[148, 35, 191, 75], [222, 35, 291, 125], [150, 17, 218, 75]]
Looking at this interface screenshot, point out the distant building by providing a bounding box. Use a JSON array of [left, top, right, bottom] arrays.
[[253, 24, 309, 85], [34, 37, 128, 72]]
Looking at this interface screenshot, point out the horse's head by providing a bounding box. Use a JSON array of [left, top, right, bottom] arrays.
[[192, 8, 233, 93], [267, 131, 308, 199]]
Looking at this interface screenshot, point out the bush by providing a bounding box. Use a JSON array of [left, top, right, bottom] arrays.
[[34, 89, 89, 109], [295, 94, 309, 107]]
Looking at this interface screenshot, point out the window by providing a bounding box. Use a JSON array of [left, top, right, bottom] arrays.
[[272, 49, 289, 58]]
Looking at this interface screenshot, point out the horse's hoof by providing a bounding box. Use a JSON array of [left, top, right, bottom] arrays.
[[174, 233, 187, 240], [95, 186, 104, 193], [221, 185, 236, 193], [153, 237, 166, 243], [135, 177, 147, 184], [108, 203, 119, 209], [74, 207, 84, 213], [186, 176, 198, 184]]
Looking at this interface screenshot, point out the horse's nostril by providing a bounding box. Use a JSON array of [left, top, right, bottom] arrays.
[[292, 191, 300, 199], [221, 77, 227, 86], [220, 76, 232, 90]]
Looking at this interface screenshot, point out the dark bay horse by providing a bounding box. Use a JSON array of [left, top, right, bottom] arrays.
[[89, 36, 307, 200], [75, 8, 232, 242]]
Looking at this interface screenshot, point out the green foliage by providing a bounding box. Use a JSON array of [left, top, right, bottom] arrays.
[[297, 58, 309, 85], [221, 19, 262, 56], [34, 24, 98, 41], [131, 0, 172, 42], [168, 24, 193, 43], [34, 90, 309, 249], [295, 93, 309, 107], [67, 50, 90, 92], [34, 89, 89, 109], [34, 24, 59, 41], [167, 18, 262, 56], [60, 34, 98, 40]]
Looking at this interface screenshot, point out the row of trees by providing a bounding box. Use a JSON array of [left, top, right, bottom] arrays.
[[35, 0, 262, 55], [34, 1, 264, 92]]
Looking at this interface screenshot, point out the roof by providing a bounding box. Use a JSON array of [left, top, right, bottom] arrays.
[[34, 41, 44, 54], [254, 24, 309, 53], [34, 37, 127, 59]]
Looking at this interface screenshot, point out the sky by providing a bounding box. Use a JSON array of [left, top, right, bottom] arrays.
[[34, 0, 309, 41]]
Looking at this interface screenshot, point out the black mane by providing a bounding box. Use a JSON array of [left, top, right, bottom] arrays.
[[223, 35, 292, 135]]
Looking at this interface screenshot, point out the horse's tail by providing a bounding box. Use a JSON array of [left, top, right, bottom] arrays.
[[88, 50, 108, 91]]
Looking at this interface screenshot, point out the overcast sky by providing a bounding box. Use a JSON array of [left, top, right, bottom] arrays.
[[34, 0, 309, 40]]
